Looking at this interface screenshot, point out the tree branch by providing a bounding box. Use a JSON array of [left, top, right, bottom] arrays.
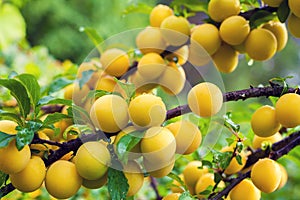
[[208, 131, 300, 200], [150, 176, 163, 200], [167, 85, 300, 120], [0, 85, 299, 197]]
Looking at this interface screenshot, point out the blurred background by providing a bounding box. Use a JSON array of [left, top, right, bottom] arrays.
[[0, 0, 300, 199]]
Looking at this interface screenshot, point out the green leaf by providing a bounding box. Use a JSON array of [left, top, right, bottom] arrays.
[[0, 110, 23, 126], [201, 160, 213, 169], [223, 112, 240, 133], [15, 74, 41, 108], [16, 128, 34, 151], [116, 130, 144, 164], [15, 121, 42, 151], [277, 0, 290, 23], [71, 104, 94, 126], [86, 90, 115, 101], [47, 77, 73, 95], [107, 167, 129, 200], [235, 154, 243, 165], [79, 26, 104, 53], [0, 131, 15, 148], [37, 96, 72, 107], [179, 191, 194, 200], [214, 172, 222, 184], [236, 142, 244, 153], [0, 78, 31, 118], [249, 10, 276, 28], [115, 78, 136, 103], [0, 171, 8, 187], [212, 150, 232, 170], [226, 138, 235, 146], [168, 172, 187, 191], [42, 113, 71, 126], [269, 76, 293, 96], [122, 3, 153, 15], [78, 70, 94, 89]]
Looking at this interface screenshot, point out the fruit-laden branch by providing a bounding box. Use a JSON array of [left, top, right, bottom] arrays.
[[209, 131, 300, 200], [0, 85, 299, 197], [167, 85, 300, 119]]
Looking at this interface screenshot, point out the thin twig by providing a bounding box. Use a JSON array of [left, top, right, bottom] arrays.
[[150, 176, 163, 200]]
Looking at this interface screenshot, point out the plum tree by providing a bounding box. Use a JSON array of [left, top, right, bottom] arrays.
[[1, 1, 300, 200]]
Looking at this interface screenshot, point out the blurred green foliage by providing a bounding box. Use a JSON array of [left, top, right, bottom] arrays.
[[20, 0, 156, 63]]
